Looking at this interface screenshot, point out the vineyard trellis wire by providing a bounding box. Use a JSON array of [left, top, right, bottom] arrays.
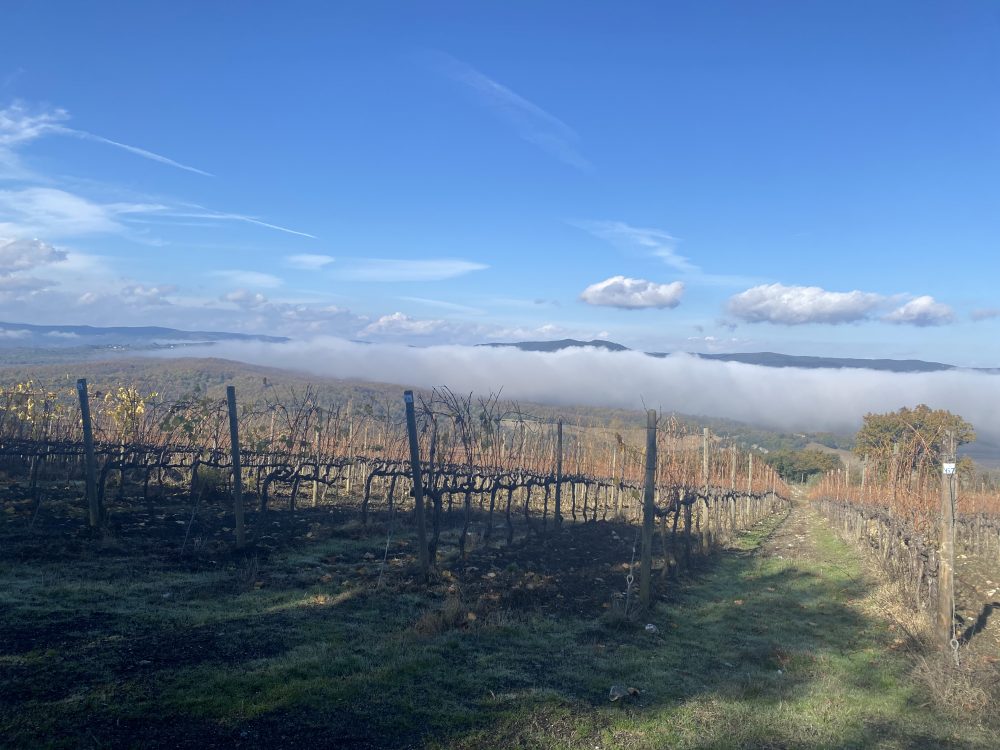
[[0, 378, 791, 607]]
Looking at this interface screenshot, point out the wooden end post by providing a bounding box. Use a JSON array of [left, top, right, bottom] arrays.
[[554, 420, 563, 527], [938, 431, 957, 650], [226, 385, 246, 548], [76, 378, 100, 528], [404, 390, 430, 581], [639, 409, 657, 611]]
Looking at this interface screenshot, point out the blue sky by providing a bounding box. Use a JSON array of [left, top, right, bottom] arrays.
[[1, 1, 999, 364]]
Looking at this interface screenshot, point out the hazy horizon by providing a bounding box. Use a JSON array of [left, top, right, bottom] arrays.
[[144, 337, 1000, 447]]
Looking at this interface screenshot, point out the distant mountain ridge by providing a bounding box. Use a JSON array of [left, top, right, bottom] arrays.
[[1, 323, 993, 373], [484, 338, 994, 373], [0, 321, 288, 347], [481, 338, 629, 353]]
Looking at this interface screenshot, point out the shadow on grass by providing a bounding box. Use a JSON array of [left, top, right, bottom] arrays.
[[1, 507, 994, 749], [960, 601, 1000, 646]]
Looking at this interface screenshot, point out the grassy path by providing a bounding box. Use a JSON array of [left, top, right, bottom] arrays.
[[2, 500, 996, 749], [441, 500, 995, 749]]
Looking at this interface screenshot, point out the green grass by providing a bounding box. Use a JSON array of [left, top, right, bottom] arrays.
[[1, 506, 995, 749]]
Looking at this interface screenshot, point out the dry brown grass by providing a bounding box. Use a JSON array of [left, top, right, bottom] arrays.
[[410, 595, 474, 637], [840, 514, 1000, 728], [914, 651, 1000, 721]]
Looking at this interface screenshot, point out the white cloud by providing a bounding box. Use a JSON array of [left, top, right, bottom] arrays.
[[437, 53, 590, 170], [686, 335, 751, 352], [580, 275, 684, 309], [0, 102, 66, 147], [0, 236, 66, 273], [223, 288, 270, 310], [120, 284, 177, 306], [884, 296, 955, 327], [360, 312, 449, 337], [286, 254, 334, 270], [356, 312, 596, 344], [0, 275, 52, 293], [215, 291, 364, 334], [728, 283, 884, 325], [337, 258, 488, 282], [278, 303, 355, 324]]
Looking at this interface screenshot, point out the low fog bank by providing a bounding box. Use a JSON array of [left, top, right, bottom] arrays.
[[157, 337, 1000, 443]]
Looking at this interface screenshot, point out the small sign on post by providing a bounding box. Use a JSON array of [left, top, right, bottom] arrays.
[[938, 432, 957, 652]]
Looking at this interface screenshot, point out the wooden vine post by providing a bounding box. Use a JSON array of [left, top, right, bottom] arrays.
[[312, 427, 320, 508], [554, 419, 563, 527], [226, 385, 246, 548], [702, 427, 711, 550], [938, 430, 957, 649], [403, 390, 430, 581], [76, 378, 100, 528], [639, 409, 657, 611]]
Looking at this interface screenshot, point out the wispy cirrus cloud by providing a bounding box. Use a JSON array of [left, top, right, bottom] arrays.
[[336, 258, 488, 282], [66, 130, 212, 177], [580, 275, 684, 309], [574, 220, 763, 289], [211, 270, 284, 289], [164, 207, 316, 238], [573, 220, 696, 273], [971, 308, 1000, 322], [0, 101, 314, 243], [0, 101, 211, 176], [436, 52, 591, 171], [1, 68, 25, 90], [0, 186, 162, 236], [286, 253, 335, 270], [398, 296, 486, 315], [0, 186, 315, 242]]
